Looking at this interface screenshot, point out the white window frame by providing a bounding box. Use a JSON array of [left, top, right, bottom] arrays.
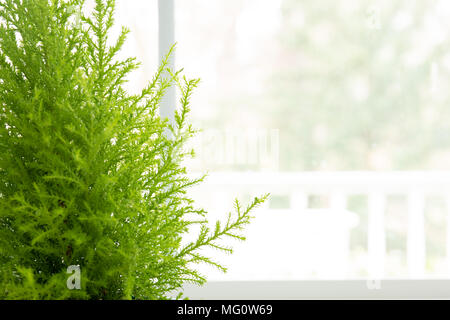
[[159, 2, 450, 300], [158, 0, 175, 122]]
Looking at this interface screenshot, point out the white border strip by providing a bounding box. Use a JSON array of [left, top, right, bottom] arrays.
[[183, 280, 450, 300]]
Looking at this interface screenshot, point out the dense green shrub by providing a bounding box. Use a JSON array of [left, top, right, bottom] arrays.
[[0, 0, 266, 299]]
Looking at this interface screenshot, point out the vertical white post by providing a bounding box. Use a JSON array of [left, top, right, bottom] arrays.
[[158, 0, 175, 121], [446, 194, 450, 276], [407, 190, 425, 277], [368, 192, 385, 278], [330, 192, 348, 278]]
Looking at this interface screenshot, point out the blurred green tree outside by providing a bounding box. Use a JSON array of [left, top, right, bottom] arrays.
[[266, 0, 450, 171], [175, 0, 450, 277]]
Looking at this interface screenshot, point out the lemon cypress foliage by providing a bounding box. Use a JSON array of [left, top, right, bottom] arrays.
[[0, 0, 267, 299]]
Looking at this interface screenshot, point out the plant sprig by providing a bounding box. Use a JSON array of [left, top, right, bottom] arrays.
[[0, 0, 268, 300]]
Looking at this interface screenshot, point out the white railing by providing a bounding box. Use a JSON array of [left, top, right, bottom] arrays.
[[189, 171, 450, 279]]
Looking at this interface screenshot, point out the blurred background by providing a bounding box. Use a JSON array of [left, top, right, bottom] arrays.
[[103, 0, 450, 281]]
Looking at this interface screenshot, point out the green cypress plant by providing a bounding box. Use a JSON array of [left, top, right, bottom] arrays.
[[0, 0, 267, 299]]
